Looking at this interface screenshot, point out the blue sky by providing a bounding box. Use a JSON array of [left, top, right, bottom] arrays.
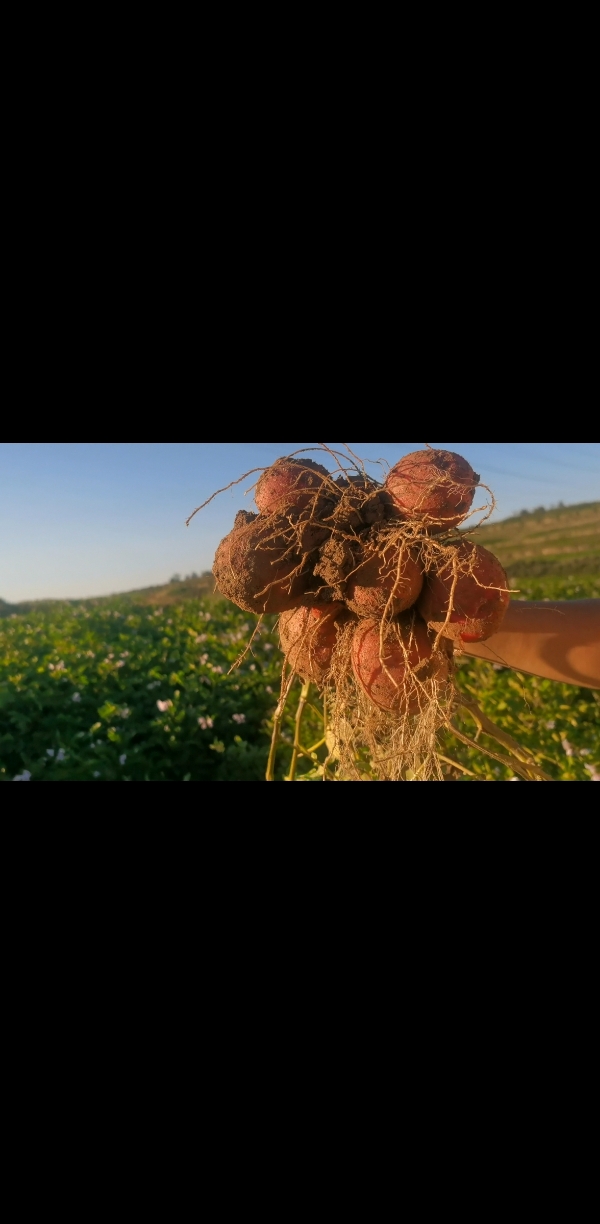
[[1, 442, 598, 602]]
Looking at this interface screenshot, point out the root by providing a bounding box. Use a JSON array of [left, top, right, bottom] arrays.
[[228, 615, 264, 675], [185, 469, 266, 526], [325, 619, 451, 781]]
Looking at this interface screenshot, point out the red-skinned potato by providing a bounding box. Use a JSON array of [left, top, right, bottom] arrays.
[[255, 458, 330, 517], [351, 614, 451, 714], [386, 449, 479, 532], [213, 512, 312, 614], [417, 541, 510, 643], [346, 545, 423, 619], [279, 603, 351, 684]]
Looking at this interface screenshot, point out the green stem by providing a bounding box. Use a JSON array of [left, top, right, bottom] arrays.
[[285, 680, 311, 782], [457, 693, 551, 781], [266, 670, 295, 782]]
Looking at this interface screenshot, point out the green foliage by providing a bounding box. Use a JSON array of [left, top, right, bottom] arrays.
[[466, 501, 600, 578], [509, 575, 600, 601], [0, 598, 311, 782], [446, 660, 600, 781], [440, 574, 599, 781], [1, 575, 598, 782]]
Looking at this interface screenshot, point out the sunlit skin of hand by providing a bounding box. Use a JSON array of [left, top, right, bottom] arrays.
[[462, 601, 600, 689]]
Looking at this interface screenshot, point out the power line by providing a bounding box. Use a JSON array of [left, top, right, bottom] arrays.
[[480, 465, 565, 485], [475, 444, 600, 477]]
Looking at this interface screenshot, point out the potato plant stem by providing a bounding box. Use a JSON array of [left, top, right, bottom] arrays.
[[285, 680, 311, 782], [266, 718, 281, 782], [438, 754, 477, 778], [449, 722, 538, 781], [266, 669, 295, 782], [457, 693, 551, 780]]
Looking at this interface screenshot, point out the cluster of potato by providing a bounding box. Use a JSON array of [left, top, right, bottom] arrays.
[[213, 449, 509, 713]]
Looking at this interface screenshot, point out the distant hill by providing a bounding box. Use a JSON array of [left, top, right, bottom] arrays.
[[2, 502, 598, 617], [96, 573, 219, 607], [464, 501, 600, 578], [0, 573, 217, 618]]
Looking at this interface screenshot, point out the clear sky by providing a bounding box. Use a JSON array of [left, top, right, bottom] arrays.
[[1, 442, 598, 603]]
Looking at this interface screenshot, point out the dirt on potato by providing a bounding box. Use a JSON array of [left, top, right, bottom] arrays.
[[192, 445, 532, 781]]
